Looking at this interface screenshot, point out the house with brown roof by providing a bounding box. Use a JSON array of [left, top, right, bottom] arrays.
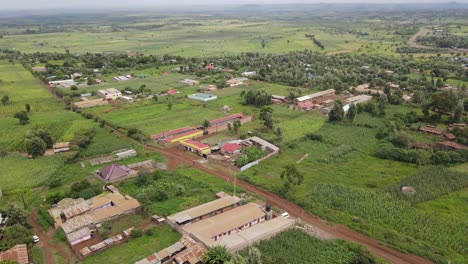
[[419, 125, 443, 135], [95, 164, 136, 182], [435, 141, 468, 151], [410, 143, 430, 150], [0, 244, 29, 264], [444, 133, 457, 141]]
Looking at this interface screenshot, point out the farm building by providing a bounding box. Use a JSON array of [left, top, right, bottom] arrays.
[[49, 79, 76, 88], [48, 188, 140, 245], [180, 79, 200, 86], [113, 75, 134, 82], [187, 93, 217, 102], [419, 125, 443, 135], [226, 77, 248, 87], [295, 89, 335, 104], [205, 114, 251, 134], [179, 139, 212, 156], [167, 195, 240, 226], [95, 164, 136, 182], [0, 244, 29, 264], [73, 98, 109, 109], [53, 142, 70, 153], [346, 94, 373, 105], [97, 88, 122, 100], [435, 141, 468, 151]]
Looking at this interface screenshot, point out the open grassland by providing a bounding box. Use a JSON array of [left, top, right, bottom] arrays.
[[0, 18, 391, 56], [416, 188, 468, 219], [83, 224, 180, 264]]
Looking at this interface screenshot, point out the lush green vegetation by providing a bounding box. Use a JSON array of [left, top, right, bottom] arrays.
[[240, 229, 381, 264]]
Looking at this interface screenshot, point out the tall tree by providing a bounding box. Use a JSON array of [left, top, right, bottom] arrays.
[[27, 129, 53, 148], [13, 111, 29, 125], [280, 163, 303, 193], [346, 104, 357, 122], [1, 95, 9, 105], [25, 136, 46, 158], [25, 104, 31, 112], [259, 106, 274, 130], [328, 100, 344, 122]]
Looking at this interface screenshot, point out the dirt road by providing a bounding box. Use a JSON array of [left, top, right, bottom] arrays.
[[114, 130, 433, 264], [29, 209, 74, 264], [39, 79, 433, 263]]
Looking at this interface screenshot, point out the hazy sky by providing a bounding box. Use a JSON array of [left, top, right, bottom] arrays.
[[3, 0, 467, 10]]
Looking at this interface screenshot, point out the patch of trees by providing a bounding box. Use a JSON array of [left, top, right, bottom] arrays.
[[24, 129, 53, 158], [416, 34, 468, 49], [241, 89, 272, 107], [305, 34, 324, 50], [14, 111, 29, 125], [0, 205, 32, 251]]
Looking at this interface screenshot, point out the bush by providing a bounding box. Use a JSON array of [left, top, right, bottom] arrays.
[[130, 229, 143, 238], [145, 227, 155, 236], [305, 133, 323, 141]]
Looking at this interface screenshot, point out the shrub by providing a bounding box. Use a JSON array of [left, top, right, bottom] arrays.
[[130, 229, 143, 238]]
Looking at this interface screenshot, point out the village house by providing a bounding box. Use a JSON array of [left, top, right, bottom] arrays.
[[95, 164, 136, 182], [120, 96, 133, 103], [352, 83, 383, 94], [241, 71, 256, 77], [48, 188, 140, 246], [410, 143, 430, 150], [180, 79, 200, 86], [419, 125, 443, 136], [226, 77, 248, 87], [0, 244, 29, 264], [297, 101, 318, 111], [220, 142, 243, 156], [435, 141, 468, 151], [346, 94, 373, 105], [187, 93, 218, 102], [53, 142, 70, 153], [97, 88, 122, 100], [444, 133, 457, 141], [272, 95, 287, 103]]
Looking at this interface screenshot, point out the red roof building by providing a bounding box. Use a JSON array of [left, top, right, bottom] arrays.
[[209, 114, 244, 126], [162, 72, 169, 76], [435, 141, 468, 151], [167, 89, 178, 95], [180, 139, 211, 156], [0, 244, 29, 264], [297, 101, 318, 111], [221, 143, 242, 155], [151, 127, 195, 140], [444, 133, 457, 140], [96, 164, 132, 181]]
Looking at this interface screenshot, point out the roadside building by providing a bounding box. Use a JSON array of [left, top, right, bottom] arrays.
[[49, 79, 76, 88], [226, 77, 248, 87], [180, 139, 211, 157], [151, 127, 204, 144], [53, 142, 70, 153], [167, 195, 240, 226], [0, 244, 29, 264]]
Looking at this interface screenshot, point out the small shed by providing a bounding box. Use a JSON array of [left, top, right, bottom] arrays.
[[53, 142, 70, 153]]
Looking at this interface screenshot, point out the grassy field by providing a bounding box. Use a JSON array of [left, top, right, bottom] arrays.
[[83, 225, 180, 264]]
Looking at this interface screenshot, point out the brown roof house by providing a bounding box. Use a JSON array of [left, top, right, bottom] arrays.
[[95, 164, 136, 182], [435, 141, 468, 151], [0, 244, 29, 264]]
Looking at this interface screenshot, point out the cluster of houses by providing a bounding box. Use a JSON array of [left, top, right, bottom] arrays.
[[135, 236, 207, 264], [47, 186, 141, 246], [416, 124, 467, 151]]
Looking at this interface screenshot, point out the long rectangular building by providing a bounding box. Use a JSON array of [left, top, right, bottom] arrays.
[[168, 195, 240, 225], [295, 89, 335, 103], [183, 203, 266, 245]]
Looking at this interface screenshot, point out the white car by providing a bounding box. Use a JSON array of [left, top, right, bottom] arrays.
[[281, 212, 290, 218], [33, 235, 40, 243]]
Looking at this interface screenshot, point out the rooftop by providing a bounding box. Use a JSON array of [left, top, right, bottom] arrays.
[[209, 114, 244, 126], [0, 244, 29, 264], [184, 203, 265, 242], [296, 89, 335, 102], [168, 195, 240, 224]]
